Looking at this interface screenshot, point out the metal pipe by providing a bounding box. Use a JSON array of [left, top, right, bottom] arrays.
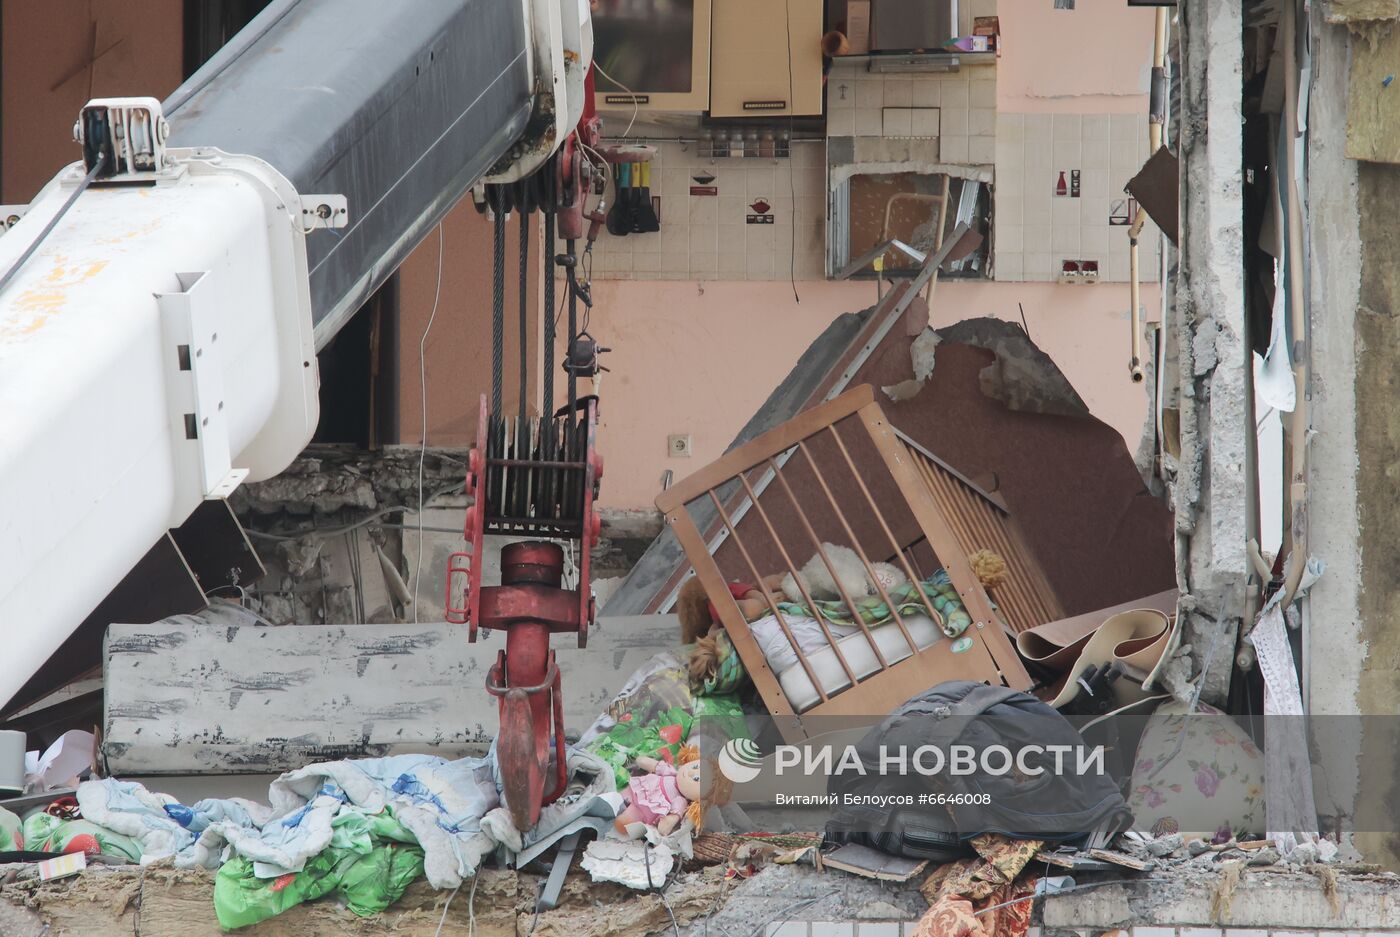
[[1128, 7, 1169, 383]]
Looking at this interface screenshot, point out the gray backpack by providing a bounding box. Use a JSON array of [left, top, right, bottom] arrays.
[[826, 681, 1133, 860]]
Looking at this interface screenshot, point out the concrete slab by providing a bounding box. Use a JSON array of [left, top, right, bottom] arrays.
[[103, 614, 678, 774]]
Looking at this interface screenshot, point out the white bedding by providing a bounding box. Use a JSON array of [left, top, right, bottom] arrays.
[[748, 612, 860, 675], [744, 607, 940, 708], [750, 612, 944, 713]]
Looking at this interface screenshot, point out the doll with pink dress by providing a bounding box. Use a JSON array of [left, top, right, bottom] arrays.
[[613, 744, 708, 838]]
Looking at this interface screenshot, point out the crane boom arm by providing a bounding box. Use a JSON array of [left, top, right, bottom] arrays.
[[0, 0, 592, 710]]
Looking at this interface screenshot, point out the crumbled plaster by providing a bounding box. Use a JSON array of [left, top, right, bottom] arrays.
[[230, 445, 662, 625], [936, 317, 1091, 419]]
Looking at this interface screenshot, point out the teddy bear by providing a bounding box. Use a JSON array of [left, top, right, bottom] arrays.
[[779, 543, 909, 605]]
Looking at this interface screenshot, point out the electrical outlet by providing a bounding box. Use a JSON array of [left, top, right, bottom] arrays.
[[668, 434, 693, 458]]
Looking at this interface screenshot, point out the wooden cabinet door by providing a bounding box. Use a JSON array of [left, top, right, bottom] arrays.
[[709, 0, 823, 118]]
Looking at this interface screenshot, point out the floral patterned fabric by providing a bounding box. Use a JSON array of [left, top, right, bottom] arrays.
[[912, 834, 1043, 937], [1127, 700, 1264, 838]]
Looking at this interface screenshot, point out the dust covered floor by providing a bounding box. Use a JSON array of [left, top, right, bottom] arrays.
[[0, 861, 726, 937]]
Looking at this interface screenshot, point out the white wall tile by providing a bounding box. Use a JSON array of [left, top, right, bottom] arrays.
[[940, 135, 970, 162], [1025, 251, 1052, 279], [994, 251, 1023, 281], [941, 80, 969, 110], [969, 78, 997, 110], [717, 252, 746, 276], [1023, 190, 1052, 226], [1082, 224, 1109, 254], [969, 136, 995, 164], [1133, 927, 1179, 937], [1053, 140, 1082, 168], [941, 107, 969, 137], [883, 107, 914, 136], [997, 113, 1024, 143], [884, 78, 913, 107], [1084, 114, 1110, 142], [855, 108, 884, 136], [997, 224, 1024, 253], [687, 196, 719, 225], [970, 107, 997, 137], [856, 77, 884, 109], [746, 253, 775, 278], [1051, 197, 1081, 228], [1024, 113, 1052, 142], [911, 80, 942, 108], [1083, 140, 1110, 171], [827, 108, 855, 136], [746, 167, 778, 196], [1111, 113, 1141, 141], [1053, 114, 1082, 140], [1024, 224, 1051, 250], [910, 108, 941, 137], [1051, 224, 1080, 253]]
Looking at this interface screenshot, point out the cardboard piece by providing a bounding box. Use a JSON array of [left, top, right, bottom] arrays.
[[1017, 590, 1178, 673], [823, 842, 928, 881], [1126, 146, 1180, 243], [846, 1, 871, 54], [37, 852, 86, 881]]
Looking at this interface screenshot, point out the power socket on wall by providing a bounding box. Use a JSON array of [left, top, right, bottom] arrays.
[[668, 434, 693, 458]]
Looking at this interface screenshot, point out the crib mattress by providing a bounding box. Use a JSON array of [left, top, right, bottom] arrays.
[[777, 613, 943, 713]]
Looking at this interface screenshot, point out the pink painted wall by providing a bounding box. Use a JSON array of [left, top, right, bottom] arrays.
[[996, 0, 1157, 115], [579, 278, 1159, 509]]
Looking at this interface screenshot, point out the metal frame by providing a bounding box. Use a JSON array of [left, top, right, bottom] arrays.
[[657, 385, 1049, 742]]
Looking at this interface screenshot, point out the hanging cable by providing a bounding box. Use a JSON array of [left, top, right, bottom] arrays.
[[412, 223, 446, 622], [565, 237, 579, 416], [518, 210, 530, 417], [491, 208, 506, 418]]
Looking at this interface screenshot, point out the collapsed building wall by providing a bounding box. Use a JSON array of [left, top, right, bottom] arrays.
[[1166, 0, 1251, 706]]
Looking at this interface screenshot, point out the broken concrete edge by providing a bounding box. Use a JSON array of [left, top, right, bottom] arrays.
[[1040, 871, 1400, 930], [934, 318, 1092, 421]]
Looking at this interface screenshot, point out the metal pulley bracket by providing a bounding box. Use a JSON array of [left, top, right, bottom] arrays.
[[563, 333, 610, 379], [298, 195, 349, 230], [0, 207, 27, 234]]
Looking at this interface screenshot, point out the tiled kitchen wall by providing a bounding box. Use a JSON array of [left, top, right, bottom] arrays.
[[993, 112, 1160, 284], [587, 140, 828, 282], [824, 62, 998, 166], [591, 64, 997, 282]]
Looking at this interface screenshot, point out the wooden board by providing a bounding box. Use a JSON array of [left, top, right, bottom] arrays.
[[103, 616, 679, 775]]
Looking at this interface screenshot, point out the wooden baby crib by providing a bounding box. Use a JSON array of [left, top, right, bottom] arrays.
[[655, 384, 1061, 742]]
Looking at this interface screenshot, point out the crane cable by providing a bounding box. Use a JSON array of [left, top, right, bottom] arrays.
[[518, 207, 529, 417], [491, 207, 505, 418], [542, 209, 556, 414], [0, 152, 106, 299]]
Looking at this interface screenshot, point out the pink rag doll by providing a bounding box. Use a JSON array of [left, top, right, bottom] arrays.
[[614, 744, 706, 839]]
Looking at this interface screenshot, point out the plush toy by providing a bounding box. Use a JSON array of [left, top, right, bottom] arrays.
[[779, 543, 909, 605], [677, 574, 784, 646], [967, 549, 1009, 591], [614, 744, 708, 839]]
